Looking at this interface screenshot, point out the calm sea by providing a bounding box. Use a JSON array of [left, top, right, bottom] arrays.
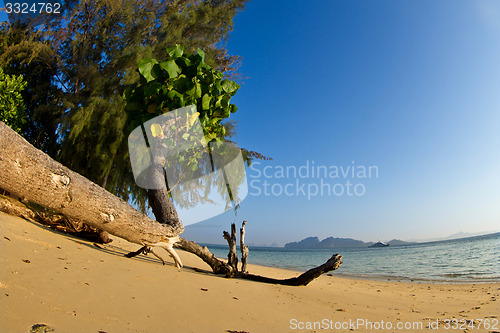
[[203, 232, 500, 283]]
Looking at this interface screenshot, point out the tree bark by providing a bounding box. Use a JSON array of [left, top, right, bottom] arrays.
[[0, 121, 182, 246], [223, 223, 238, 273], [235, 254, 343, 286], [212, 222, 343, 285], [145, 140, 184, 232], [0, 121, 343, 286], [240, 221, 249, 273], [174, 234, 343, 286], [175, 237, 233, 275], [1, 190, 343, 286], [146, 180, 183, 232]]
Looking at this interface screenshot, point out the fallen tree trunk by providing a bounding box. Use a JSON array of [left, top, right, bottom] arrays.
[[1, 192, 343, 286], [1, 121, 343, 285], [175, 237, 232, 275], [175, 225, 343, 286], [0, 121, 183, 246], [235, 254, 342, 286], [175, 238, 342, 286], [0, 194, 110, 243]]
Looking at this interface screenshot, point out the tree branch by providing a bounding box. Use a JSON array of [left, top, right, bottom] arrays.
[[223, 223, 238, 273], [0, 122, 343, 286], [240, 220, 248, 273], [1, 192, 343, 286], [175, 237, 233, 275], [175, 235, 343, 286], [235, 254, 342, 286]]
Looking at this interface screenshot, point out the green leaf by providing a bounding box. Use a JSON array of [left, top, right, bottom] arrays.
[[0, 69, 26, 133], [183, 64, 198, 78], [167, 90, 183, 99], [123, 87, 133, 101], [200, 112, 210, 126], [184, 83, 196, 97], [214, 71, 224, 79], [179, 96, 186, 107], [173, 75, 194, 94], [221, 79, 240, 94], [176, 57, 191, 68], [143, 82, 162, 98], [138, 58, 159, 82], [192, 54, 203, 66], [214, 80, 222, 92], [160, 60, 181, 78], [166, 44, 184, 59], [126, 46, 243, 176], [151, 64, 163, 80], [214, 96, 222, 108], [214, 108, 224, 117], [204, 132, 217, 142], [221, 94, 230, 108], [201, 94, 211, 110], [195, 81, 202, 99], [197, 48, 205, 62]]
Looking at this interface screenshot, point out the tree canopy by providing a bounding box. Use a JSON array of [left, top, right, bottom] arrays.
[[125, 44, 246, 211], [0, 0, 248, 211], [0, 23, 63, 155]]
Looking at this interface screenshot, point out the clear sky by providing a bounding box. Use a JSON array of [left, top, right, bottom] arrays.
[[0, 1, 7, 22], [185, 0, 500, 245], [2, 1, 499, 245]]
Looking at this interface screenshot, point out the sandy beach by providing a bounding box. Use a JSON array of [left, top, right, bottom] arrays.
[[1, 211, 498, 333]]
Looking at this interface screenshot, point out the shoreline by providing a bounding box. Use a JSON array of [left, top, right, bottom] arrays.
[[232, 262, 500, 285], [1, 211, 499, 333], [209, 254, 500, 286], [333, 272, 500, 285]]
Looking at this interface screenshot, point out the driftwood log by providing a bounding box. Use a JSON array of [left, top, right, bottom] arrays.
[[223, 223, 238, 272], [1, 191, 343, 286], [240, 221, 249, 273], [234, 254, 342, 286], [176, 222, 343, 286], [175, 235, 342, 286], [0, 121, 343, 285], [0, 121, 183, 267]]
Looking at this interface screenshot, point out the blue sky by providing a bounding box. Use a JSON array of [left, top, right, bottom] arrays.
[[185, 0, 500, 245], [0, 1, 6, 22], [2, 1, 499, 245]]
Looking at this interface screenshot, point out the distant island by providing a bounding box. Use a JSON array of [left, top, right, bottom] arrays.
[[284, 236, 416, 249], [369, 241, 389, 247]]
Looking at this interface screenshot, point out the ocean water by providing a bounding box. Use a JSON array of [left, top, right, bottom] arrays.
[[203, 232, 500, 282]]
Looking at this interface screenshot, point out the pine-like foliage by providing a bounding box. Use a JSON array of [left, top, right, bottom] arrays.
[[0, 0, 247, 211]]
